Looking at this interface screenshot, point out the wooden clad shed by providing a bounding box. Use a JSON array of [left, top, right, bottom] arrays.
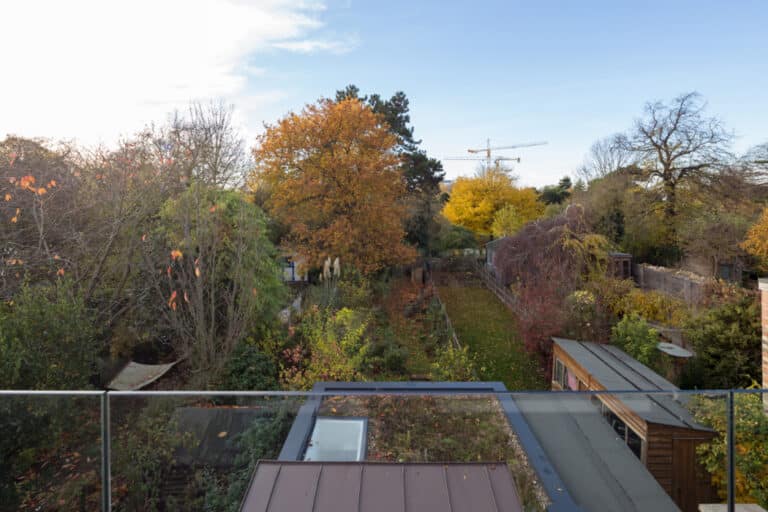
[[551, 337, 718, 512]]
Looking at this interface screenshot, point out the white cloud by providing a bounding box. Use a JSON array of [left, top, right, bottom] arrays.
[[272, 37, 357, 54], [0, 0, 353, 146]]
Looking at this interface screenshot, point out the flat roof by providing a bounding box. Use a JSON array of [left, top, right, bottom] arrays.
[[514, 393, 680, 512], [553, 337, 709, 430], [241, 461, 523, 512]]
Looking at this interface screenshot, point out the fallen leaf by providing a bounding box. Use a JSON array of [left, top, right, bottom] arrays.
[[217, 431, 228, 438], [170, 249, 183, 261], [56, 268, 65, 276], [4, 194, 10, 201]]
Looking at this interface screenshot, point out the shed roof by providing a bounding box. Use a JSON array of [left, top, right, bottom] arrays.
[[514, 393, 680, 512], [240, 461, 523, 512], [107, 360, 178, 390], [553, 337, 709, 430]]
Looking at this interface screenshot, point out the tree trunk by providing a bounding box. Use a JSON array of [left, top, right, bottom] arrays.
[[663, 180, 678, 244]]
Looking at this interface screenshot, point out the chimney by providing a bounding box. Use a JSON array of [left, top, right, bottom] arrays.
[[759, 278, 768, 409]]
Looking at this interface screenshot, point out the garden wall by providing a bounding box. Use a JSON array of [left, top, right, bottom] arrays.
[[633, 263, 707, 305]]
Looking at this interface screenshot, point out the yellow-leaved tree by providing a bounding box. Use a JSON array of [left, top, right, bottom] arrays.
[[742, 206, 768, 270], [442, 166, 544, 235], [250, 98, 415, 274]]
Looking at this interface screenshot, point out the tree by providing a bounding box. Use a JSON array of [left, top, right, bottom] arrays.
[[615, 92, 731, 242], [442, 166, 544, 235], [539, 176, 572, 205], [335, 85, 419, 152], [742, 206, 768, 270], [491, 204, 525, 238], [576, 136, 637, 181], [141, 185, 286, 383], [251, 98, 416, 274], [402, 151, 446, 254], [336, 85, 446, 253]]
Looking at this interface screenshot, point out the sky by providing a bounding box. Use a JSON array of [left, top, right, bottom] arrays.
[[1, 0, 766, 187]]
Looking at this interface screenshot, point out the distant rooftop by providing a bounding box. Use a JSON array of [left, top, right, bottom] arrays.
[[241, 461, 523, 512]]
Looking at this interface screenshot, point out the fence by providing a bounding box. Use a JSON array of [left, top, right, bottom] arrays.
[[431, 284, 462, 350], [474, 260, 518, 309]]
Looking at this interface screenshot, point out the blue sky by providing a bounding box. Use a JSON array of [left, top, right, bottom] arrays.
[[2, 0, 766, 187]]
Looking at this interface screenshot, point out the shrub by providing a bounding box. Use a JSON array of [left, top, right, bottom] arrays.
[[611, 314, 666, 373], [589, 277, 690, 327], [430, 344, 477, 381], [690, 390, 768, 507], [198, 405, 295, 512], [683, 295, 761, 389], [218, 341, 279, 391], [0, 279, 99, 390], [281, 307, 370, 389]]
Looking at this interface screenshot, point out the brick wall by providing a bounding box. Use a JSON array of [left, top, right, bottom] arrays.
[[759, 278, 768, 409]]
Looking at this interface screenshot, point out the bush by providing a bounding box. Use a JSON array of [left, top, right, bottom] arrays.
[[0, 279, 99, 389], [198, 405, 295, 512], [218, 341, 279, 391], [430, 344, 477, 381], [684, 295, 761, 389], [281, 307, 370, 389], [690, 390, 768, 507], [589, 277, 690, 327], [611, 314, 666, 373]]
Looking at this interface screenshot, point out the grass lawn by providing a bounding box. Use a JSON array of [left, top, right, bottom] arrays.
[[438, 284, 546, 390]]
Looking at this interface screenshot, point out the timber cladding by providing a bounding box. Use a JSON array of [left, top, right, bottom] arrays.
[[550, 338, 719, 512]]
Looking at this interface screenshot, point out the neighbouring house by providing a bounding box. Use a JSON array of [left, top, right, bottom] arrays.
[[282, 253, 308, 282], [551, 338, 718, 512], [243, 381, 681, 512]]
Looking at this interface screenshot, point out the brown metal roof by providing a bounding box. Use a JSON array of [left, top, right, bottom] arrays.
[[241, 462, 523, 512]]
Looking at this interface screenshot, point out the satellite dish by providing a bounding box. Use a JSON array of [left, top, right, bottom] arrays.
[[657, 342, 693, 358]]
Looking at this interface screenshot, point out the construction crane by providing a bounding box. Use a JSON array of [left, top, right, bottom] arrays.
[[444, 139, 548, 168]]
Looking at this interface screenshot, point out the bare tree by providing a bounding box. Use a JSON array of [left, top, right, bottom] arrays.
[[615, 92, 732, 236], [576, 135, 637, 181], [155, 100, 250, 188]]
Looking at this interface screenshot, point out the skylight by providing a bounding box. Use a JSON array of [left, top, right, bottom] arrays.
[[303, 417, 367, 462]]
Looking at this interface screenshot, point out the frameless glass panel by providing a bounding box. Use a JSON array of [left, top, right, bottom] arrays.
[[303, 417, 366, 461], [0, 392, 103, 511], [731, 390, 768, 510], [109, 393, 303, 511]]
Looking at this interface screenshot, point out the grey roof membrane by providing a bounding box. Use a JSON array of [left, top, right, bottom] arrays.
[[241, 462, 523, 512], [553, 337, 709, 430], [514, 393, 681, 512]]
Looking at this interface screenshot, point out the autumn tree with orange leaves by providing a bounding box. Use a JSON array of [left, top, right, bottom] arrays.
[[251, 98, 416, 274]]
